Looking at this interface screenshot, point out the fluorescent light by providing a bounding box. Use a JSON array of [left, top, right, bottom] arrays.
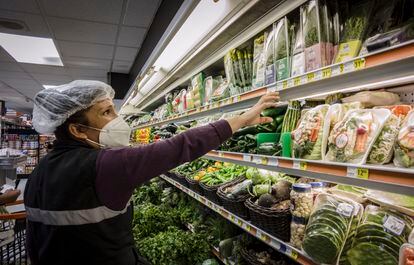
[[0, 33, 63, 66], [43, 85, 58, 89]]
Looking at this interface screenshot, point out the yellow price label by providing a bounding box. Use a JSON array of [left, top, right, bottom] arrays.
[[261, 157, 268, 165], [293, 77, 301, 86], [322, 68, 332, 79], [307, 72, 315, 82], [339, 64, 344, 73], [357, 168, 369, 179], [347, 167, 369, 179], [290, 250, 298, 260], [245, 224, 251, 232], [354, 58, 365, 70], [282, 80, 288, 89]]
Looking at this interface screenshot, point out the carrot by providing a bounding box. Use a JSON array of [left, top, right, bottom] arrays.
[[355, 131, 368, 153]]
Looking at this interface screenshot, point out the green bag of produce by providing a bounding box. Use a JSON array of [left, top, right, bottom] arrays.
[[274, 17, 290, 81]]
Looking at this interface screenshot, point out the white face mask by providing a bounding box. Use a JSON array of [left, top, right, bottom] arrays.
[[80, 116, 132, 148]]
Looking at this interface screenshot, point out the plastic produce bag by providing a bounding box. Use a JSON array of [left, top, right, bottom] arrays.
[[185, 86, 195, 110], [211, 79, 230, 102], [368, 113, 401, 164], [252, 33, 267, 88], [292, 104, 329, 160], [302, 193, 359, 264], [394, 110, 414, 168], [325, 109, 391, 164], [204, 76, 222, 105], [191, 73, 205, 107], [264, 26, 275, 85], [303, 0, 332, 72], [343, 205, 413, 265], [341, 91, 400, 108], [290, 10, 306, 77], [274, 17, 290, 81], [334, 0, 374, 63]]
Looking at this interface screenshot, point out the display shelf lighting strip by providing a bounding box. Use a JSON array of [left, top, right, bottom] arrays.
[[160, 175, 316, 265], [204, 151, 414, 196]]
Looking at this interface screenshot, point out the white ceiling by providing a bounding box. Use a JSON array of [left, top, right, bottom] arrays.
[[0, 0, 161, 113]]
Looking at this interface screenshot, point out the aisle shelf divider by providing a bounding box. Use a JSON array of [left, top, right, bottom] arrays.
[[204, 151, 414, 196], [133, 41, 414, 130], [160, 174, 316, 265]]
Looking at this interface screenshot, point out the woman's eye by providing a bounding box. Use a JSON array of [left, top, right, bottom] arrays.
[[103, 110, 110, 115]]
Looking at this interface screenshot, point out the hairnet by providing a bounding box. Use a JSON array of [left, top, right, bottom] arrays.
[[32, 80, 115, 134]]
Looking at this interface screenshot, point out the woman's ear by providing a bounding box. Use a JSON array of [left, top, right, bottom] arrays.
[[68, 123, 88, 140]]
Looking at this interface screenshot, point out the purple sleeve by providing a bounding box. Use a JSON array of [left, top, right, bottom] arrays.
[[95, 120, 232, 210]]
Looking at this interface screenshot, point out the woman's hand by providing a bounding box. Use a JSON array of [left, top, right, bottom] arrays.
[[226, 92, 280, 133]]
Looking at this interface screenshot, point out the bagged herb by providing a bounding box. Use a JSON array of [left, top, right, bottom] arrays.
[[290, 9, 306, 77], [274, 17, 290, 81], [264, 26, 276, 85], [252, 33, 267, 88]]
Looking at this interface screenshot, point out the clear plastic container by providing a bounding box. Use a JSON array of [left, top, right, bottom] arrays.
[[290, 216, 307, 248], [290, 183, 313, 218], [310, 181, 327, 201]]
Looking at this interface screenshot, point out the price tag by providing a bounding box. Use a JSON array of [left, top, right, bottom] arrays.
[[315, 70, 322, 81], [331, 65, 342, 76], [347, 167, 369, 179], [233, 95, 241, 103], [282, 80, 288, 89], [244, 223, 251, 232], [336, 202, 354, 217], [383, 215, 405, 236], [322, 68, 332, 79], [293, 161, 307, 170], [218, 152, 224, 157], [276, 82, 283, 90], [252, 156, 262, 164], [287, 79, 294, 88], [257, 230, 269, 242], [243, 154, 251, 162], [307, 72, 315, 82], [285, 248, 298, 260], [354, 58, 365, 70], [267, 157, 279, 166], [344, 61, 355, 72], [293, 77, 301, 86]]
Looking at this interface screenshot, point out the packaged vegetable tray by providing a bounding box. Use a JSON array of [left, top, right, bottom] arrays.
[[343, 205, 414, 265], [394, 110, 414, 168], [302, 193, 360, 264], [292, 104, 329, 160], [325, 109, 391, 164]]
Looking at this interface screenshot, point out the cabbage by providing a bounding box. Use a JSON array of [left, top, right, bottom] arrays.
[[246, 167, 269, 184]]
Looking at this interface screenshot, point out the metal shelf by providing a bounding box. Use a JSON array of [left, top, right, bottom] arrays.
[[204, 151, 414, 196], [133, 42, 414, 129], [160, 174, 316, 265]]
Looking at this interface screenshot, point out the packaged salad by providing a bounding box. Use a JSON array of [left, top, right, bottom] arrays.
[[394, 110, 414, 168], [302, 193, 359, 264], [325, 109, 391, 164], [343, 205, 413, 265], [292, 104, 329, 160]]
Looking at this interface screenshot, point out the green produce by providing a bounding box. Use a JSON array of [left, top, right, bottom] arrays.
[[250, 183, 272, 197], [342, 205, 413, 265], [257, 193, 277, 208], [223, 179, 252, 199], [219, 238, 235, 258], [271, 180, 292, 201], [262, 107, 285, 118], [246, 167, 269, 185], [281, 101, 301, 133], [302, 194, 357, 264], [365, 190, 414, 210], [200, 164, 246, 186], [257, 142, 281, 156], [202, 259, 220, 265]]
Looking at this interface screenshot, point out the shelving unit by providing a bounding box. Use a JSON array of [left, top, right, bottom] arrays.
[[204, 151, 414, 196], [133, 41, 414, 130], [160, 174, 315, 265]]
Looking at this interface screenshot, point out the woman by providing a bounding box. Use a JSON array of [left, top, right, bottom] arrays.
[[24, 80, 279, 265]]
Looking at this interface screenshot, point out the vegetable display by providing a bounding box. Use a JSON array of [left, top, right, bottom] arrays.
[[302, 194, 358, 264], [394, 110, 414, 168], [292, 104, 329, 160], [290, 11, 306, 77], [253, 33, 267, 88], [200, 164, 246, 186], [325, 109, 390, 164], [343, 205, 413, 265], [274, 17, 290, 81], [281, 101, 301, 133], [264, 27, 276, 85], [225, 47, 253, 94]]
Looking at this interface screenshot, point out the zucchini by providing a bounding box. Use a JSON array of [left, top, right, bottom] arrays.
[[262, 107, 285, 118], [233, 126, 259, 137]]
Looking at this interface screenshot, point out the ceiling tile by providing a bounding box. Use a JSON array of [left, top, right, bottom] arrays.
[[0, 0, 40, 14], [123, 0, 160, 27], [0, 62, 23, 72], [49, 17, 118, 45], [62, 57, 112, 70], [20, 64, 69, 75], [41, 0, 123, 24], [0, 10, 50, 37], [117, 26, 146, 47], [58, 41, 114, 60], [67, 68, 108, 77], [30, 73, 72, 82], [114, 47, 137, 61], [112, 60, 133, 73], [0, 71, 32, 80]]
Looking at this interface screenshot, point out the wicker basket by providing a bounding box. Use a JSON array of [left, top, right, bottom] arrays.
[[240, 247, 263, 265], [185, 176, 203, 195], [174, 173, 189, 188], [244, 198, 291, 242], [200, 176, 245, 205], [217, 179, 250, 220]]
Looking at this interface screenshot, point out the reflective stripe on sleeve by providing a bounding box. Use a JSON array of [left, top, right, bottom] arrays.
[[26, 203, 130, 226]]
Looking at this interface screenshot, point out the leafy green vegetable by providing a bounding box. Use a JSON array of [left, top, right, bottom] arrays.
[[346, 242, 397, 265]]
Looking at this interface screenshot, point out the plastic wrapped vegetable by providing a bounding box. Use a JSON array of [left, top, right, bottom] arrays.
[[191, 73, 205, 107], [334, 0, 374, 63], [302, 194, 358, 264], [204, 76, 222, 105], [344, 205, 413, 265], [264, 26, 275, 85], [290, 10, 306, 77], [252, 33, 267, 88], [211, 79, 230, 102], [292, 104, 329, 160], [274, 17, 290, 81], [325, 109, 391, 164], [394, 110, 414, 168], [368, 114, 401, 164]]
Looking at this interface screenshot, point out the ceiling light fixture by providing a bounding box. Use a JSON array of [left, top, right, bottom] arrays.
[[0, 33, 63, 66]]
